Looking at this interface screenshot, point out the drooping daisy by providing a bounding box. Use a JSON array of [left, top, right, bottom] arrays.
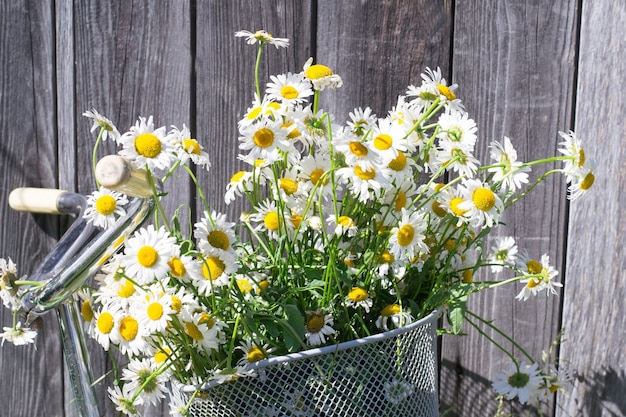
[[345, 287, 373, 313], [121, 225, 178, 285], [238, 118, 291, 165], [119, 115, 175, 171], [121, 358, 168, 407], [388, 208, 428, 261], [515, 253, 560, 301], [194, 211, 237, 255], [457, 179, 503, 228], [0, 322, 37, 346], [488, 136, 530, 192], [492, 361, 543, 404], [235, 29, 289, 48], [183, 311, 225, 353], [375, 304, 413, 331], [384, 379, 414, 405], [83, 187, 129, 229], [266, 72, 313, 106], [0, 257, 20, 310], [304, 310, 336, 346], [301, 58, 343, 91], [224, 170, 254, 205], [83, 108, 121, 143], [566, 166, 595, 201], [558, 130, 587, 181], [169, 124, 211, 170], [107, 384, 141, 416], [487, 236, 519, 273]]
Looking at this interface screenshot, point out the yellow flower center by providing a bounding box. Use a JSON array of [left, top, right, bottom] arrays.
[[472, 187, 496, 211], [258, 280, 270, 292], [388, 151, 407, 171], [81, 300, 94, 322], [247, 346, 265, 363], [354, 165, 376, 180], [437, 84, 456, 101], [450, 197, 468, 216], [154, 349, 170, 363], [168, 257, 187, 277], [348, 287, 368, 302], [137, 246, 159, 267], [95, 195, 117, 216], [247, 106, 262, 120], [393, 191, 407, 212], [462, 270, 473, 283], [96, 312, 114, 334], [373, 133, 393, 151], [119, 316, 139, 341], [202, 256, 225, 280], [135, 133, 162, 158], [207, 230, 230, 251], [380, 250, 394, 264], [526, 259, 543, 275], [264, 211, 281, 231], [230, 171, 246, 183], [580, 172, 594, 190], [280, 85, 299, 100], [526, 278, 541, 288], [344, 258, 355, 268], [147, 302, 164, 321], [381, 304, 401, 317], [237, 277, 253, 294], [338, 216, 354, 228], [185, 322, 204, 341], [279, 178, 299, 195], [253, 128, 275, 148], [282, 121, 301, 139], [349, 141, 369, 157], [290, 214, 303, 229], [117, 280, 135, 298], [305, 64, 333, 80], [310, 168, 328, 186], [578, 148, 585, 167], [306, 314, 325, 333], [397, 224, 415, 247], [171, 295, 182, 313], [432, 200, 448, 218], [199, 313, 215, 328], [182, 138, 201, 155]]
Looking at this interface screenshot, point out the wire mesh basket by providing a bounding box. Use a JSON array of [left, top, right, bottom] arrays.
[[170, 309, 440, 417]]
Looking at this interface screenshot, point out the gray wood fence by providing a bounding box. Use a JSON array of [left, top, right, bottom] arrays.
[[0, 1, 623, 416]]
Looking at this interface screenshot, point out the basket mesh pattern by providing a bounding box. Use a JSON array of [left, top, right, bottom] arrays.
[[171, 312, 439, 417]]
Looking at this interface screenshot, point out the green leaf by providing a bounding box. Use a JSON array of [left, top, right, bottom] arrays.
[[282, 304, 305, 352]]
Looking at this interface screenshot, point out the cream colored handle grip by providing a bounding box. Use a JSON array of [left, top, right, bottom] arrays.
[[9, 187, 68, 214], [95, 155, 154, 198]]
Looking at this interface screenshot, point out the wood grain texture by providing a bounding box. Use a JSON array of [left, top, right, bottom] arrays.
[[557, 1, 626, 416], [0, 1, 65, 416], [439, 1, 579, 416]]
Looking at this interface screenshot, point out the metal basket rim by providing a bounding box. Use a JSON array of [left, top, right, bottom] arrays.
[[181, 307, 441, 393]]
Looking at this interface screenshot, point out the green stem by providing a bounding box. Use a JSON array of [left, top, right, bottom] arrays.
[[91, 128, 105, 189], [504, 168, 562, 209], [254, 43, 264, 100]]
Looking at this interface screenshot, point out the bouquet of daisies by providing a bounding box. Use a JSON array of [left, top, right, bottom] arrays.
[[0, 29, 593, 415]]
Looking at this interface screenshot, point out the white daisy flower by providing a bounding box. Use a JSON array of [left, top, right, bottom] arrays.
[[347, 107, 377, 137], [492, 361, 543, 404], [1, 322, 37, 346], [337, 162, 388, 203], [566, 166, 595, 201], [298, 153, 333, 196], [83, 187, 128, 229], [238, 118, 291, 165], [130, 287, 175, 334], [266, 72, 313, 105], [194, 211, 237, 254], [238, 95, 286, 128], [388, 208, 428, 261], [121, 358, 168, 407], [301, 58, 343, 91], [437, 111, 477, 149], [167, 254, 203, 283], [111, 312, 149, 357], [327, 214, 358, 237], [169, 124, 211, 170], [304, 310, 335, 346], [435, 140, 480, 178], [194, 250, 238, 294], [368, 118, 411, 165], [488, 136, 530, 192], [0, 257, 21, 310], [107, 384, 141, 415], [183, 311, 225, 353], [345, 287, 373, 313], [487, 236, 519, 273], [515, 253, 561, 301], [457, 179, 503, 228], [121, 225, 179, 285], [407, 67, 464, 113], [83, 108, 121, 143], [334, 130, 381, 171], [235, 29, 289, 48], [250, 200, 284, 238], [558, 130, 587, 181], [236, 338, 276, 366], [375, 304, 413, 331], [118, 115, 175, 171], [224, 170, 254, 205], [90, 306, 120, 351]]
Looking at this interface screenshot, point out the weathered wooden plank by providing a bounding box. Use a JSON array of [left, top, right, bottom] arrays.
[[557, 1, 626, 416], [194, 0, 315, 221], [69, 1, 192, 415], [0, 1, 66, 416], [439, 1, 579, 416]]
